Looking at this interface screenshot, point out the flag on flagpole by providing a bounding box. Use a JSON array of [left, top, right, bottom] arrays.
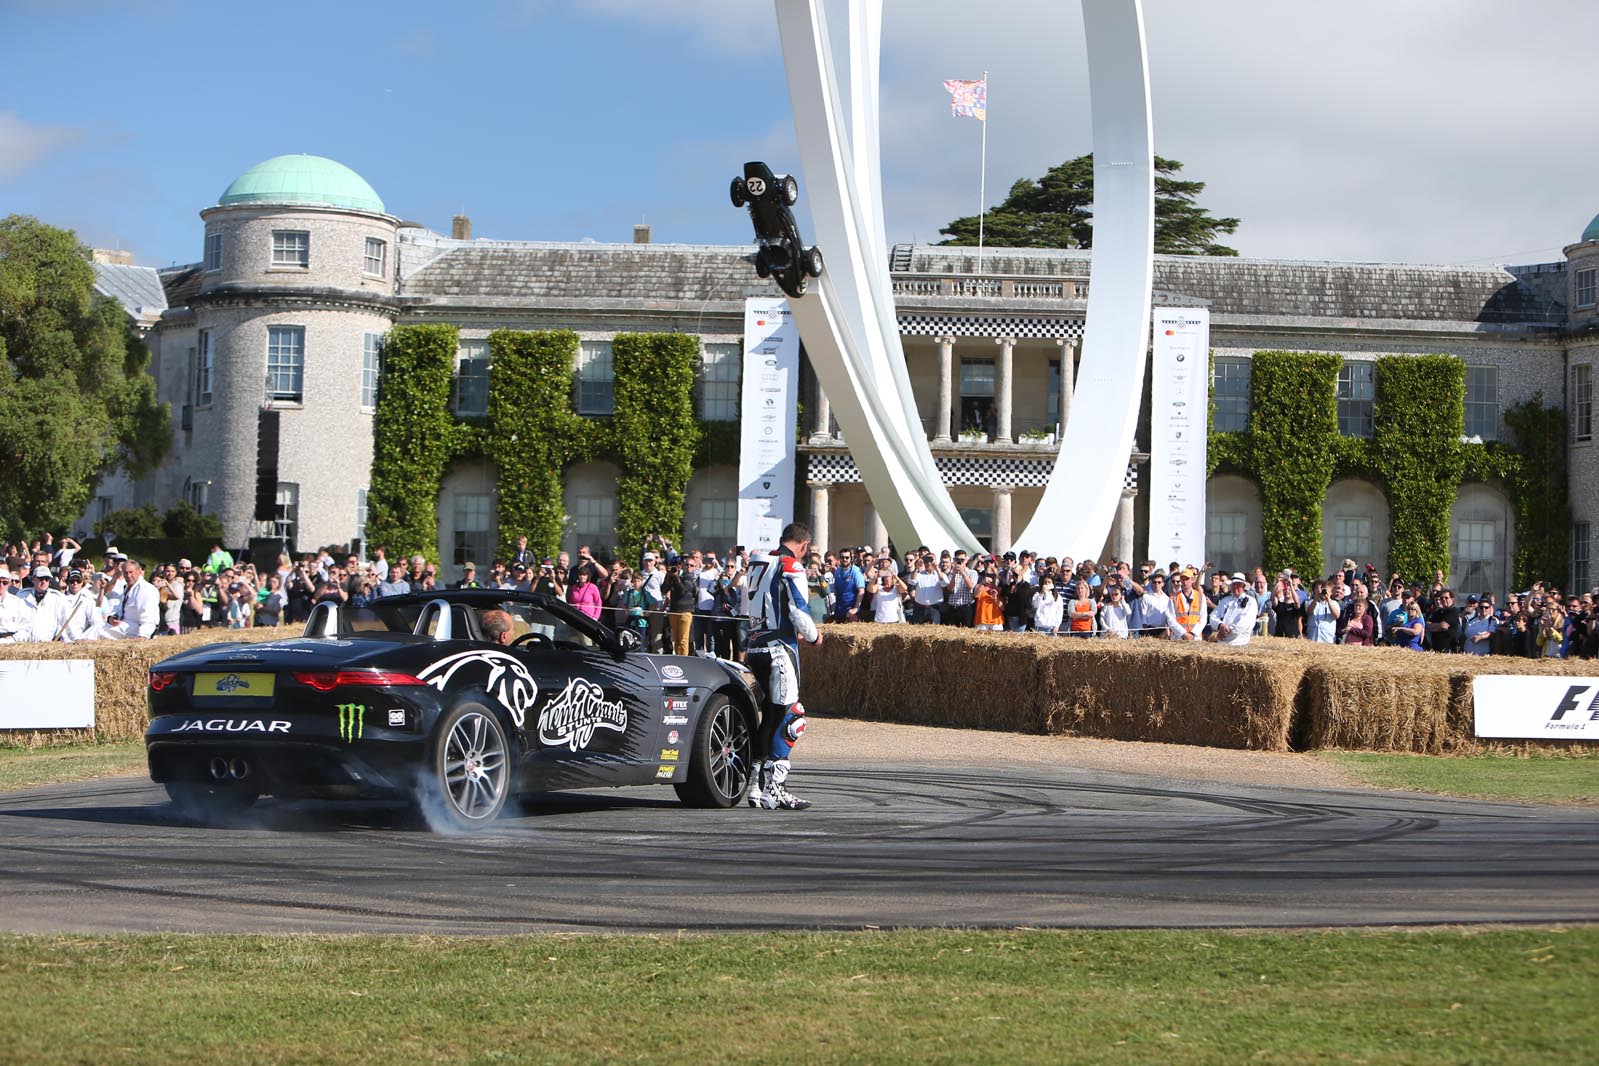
[[943, 78, 987, 121]]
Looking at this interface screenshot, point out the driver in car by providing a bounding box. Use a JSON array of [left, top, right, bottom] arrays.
[[481, 608, 515, 647]]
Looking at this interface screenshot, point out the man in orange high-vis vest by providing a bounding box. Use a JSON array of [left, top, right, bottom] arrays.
[[1171, 569, 1208, 641]]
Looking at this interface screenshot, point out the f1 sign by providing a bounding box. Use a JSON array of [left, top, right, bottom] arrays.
[[1473, 676, 1599, 739]]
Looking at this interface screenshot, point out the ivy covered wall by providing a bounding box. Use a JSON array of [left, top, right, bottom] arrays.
[[1205, 350, 1569, 587], [366, 324, 459, 561], [367, 326, 720, 565]]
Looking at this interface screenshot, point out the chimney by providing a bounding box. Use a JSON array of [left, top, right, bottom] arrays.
[[91, 248, 133, 265], [451, 215, 472, 241], [633, 223, 652, 245]]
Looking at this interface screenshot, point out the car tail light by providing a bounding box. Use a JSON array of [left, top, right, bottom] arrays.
[[149, 672, 179, 691], [292, 669, 427, 691]]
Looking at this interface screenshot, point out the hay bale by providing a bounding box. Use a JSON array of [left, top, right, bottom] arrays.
[[799, 626, 1047, 731], [1037, 637, 1304, 751], [0, 627, 292, 747], [1436, 654, 1594, 753]]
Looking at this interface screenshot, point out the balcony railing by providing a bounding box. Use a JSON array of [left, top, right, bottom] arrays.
[[890, 272, 1088, 301]]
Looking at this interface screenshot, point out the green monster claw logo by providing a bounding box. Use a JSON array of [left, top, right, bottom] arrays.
[[337, 703, 366, 742]]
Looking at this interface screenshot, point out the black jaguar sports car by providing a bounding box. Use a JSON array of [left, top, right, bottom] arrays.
[[731, 160, 823, 299], [145, 591, 761, 831]]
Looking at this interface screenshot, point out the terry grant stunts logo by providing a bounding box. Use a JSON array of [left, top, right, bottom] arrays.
[[337, 703, 366, 742], [538, 678, 627, 752]]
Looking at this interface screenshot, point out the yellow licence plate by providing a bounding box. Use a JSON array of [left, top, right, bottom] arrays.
[[194, 672, 276, 698]]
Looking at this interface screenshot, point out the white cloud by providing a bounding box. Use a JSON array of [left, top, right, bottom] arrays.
[[0, 112, 81, 182], [571, 0, 1599, 263]]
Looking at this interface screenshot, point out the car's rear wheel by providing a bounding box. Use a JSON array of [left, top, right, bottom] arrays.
[[423, 701, 511, 831], [675, 694, 752, 808], [781, 174, 799, 206], [754, 246, 772, 279], [805, 245, 824, 277], [730, 177, 748, 208]]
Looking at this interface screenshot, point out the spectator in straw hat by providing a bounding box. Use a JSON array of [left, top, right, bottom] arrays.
[[1210, 573, 1259, 646]]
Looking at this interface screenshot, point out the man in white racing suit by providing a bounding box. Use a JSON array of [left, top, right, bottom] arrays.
[[744, 522, 823, 810]]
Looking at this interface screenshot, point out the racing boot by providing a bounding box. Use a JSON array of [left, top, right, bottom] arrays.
[[762, 759, 811, 811], [747, 760, 770, 808]]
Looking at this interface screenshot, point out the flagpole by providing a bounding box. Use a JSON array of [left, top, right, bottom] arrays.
[[977, 70, 988, 276]]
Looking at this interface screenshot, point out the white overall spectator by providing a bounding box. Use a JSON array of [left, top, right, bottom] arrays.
[[105, 558, 159, 639], [58, 569, 101, 641], [0, 567, 30, 642], [1211, 573, 1260, 646], [23, 566, 71, 642]]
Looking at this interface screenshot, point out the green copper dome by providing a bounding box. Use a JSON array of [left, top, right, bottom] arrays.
[[1584, 212, 1599, 244], [218, 154, 384, 213]]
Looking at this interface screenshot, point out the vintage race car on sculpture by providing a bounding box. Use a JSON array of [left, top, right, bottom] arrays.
[[731, 160, 823, 299], [145, 591, 760, 831]]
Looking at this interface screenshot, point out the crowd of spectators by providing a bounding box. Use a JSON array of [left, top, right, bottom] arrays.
[[4, 529, 1594, 660]]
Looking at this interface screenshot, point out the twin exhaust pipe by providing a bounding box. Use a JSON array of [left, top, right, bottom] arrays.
[[208, 756, 250, 781]]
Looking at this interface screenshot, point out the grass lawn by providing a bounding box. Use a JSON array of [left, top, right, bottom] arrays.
[[0, 927, 1594, 1064], [1320, 749, 1599, 806], [0, 739, 145, 794]]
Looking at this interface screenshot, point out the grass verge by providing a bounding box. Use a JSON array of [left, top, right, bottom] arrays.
[[1, 928, 1595, 1064], [1320, 749, 1599, 806], [0, 739, 145, 794]]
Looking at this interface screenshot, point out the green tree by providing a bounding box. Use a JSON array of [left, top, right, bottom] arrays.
[[0, 215, 170, 541], [96, 504, 162, 540], [161, 501, 225, 540], [939, 154, 1241, 255]]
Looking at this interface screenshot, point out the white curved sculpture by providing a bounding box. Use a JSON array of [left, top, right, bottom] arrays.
[[774, 0, 1152, 558], [776, 0, 980, 553], [1013, 0, 1154, 558]]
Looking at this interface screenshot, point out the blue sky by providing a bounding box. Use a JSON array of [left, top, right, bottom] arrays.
[[7, 0, 1599, 270]]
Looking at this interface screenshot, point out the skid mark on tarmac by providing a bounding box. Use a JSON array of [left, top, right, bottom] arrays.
[[1, 764, 1596, 933]]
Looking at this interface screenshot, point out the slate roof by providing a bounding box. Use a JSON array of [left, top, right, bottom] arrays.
[[93, 262, 167, 320], [158, 264, 205, 309], [400, 238, 767, 305], [902, 246, 1561, 325], [396, 232, 1560, 327]]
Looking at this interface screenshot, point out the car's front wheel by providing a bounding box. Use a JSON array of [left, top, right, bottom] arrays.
[[730, 177, 748, 208], [675, 693, 753, 808], [781, 174, 799, 206], [805, 245, 824, 277], [422, 701, 511, 831]]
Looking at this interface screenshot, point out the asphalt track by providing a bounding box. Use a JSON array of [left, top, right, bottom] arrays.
[[2, 760, 1597, 934]]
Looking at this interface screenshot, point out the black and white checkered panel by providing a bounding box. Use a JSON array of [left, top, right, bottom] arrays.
[[808, 452, 1137, 492], [898, 314, 1084, 340]]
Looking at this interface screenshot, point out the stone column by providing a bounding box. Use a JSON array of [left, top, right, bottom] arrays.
[[995, 335, 1015, 443], [1058, 338, 1077, 435], [934, 335, 954, 442], [992, 485, 1013, 556], [810, 376, 832, 442], [808, 481, 832, 552], [864, 500, 888, 552], [1115, 489, 1136, 564]]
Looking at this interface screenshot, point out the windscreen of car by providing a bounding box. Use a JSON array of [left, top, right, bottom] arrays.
[[507, 602, 597, 649]]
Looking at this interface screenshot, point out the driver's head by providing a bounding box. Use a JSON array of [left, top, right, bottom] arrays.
[[480, 609, 515, 646]]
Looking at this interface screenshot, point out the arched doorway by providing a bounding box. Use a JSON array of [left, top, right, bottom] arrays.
[[1204, 475, 1262, 575], [563, 461, 621, 561], [1450, 483, 1514, 599], [437, 460, 497, 585], [1321, 478, 1389, 579]]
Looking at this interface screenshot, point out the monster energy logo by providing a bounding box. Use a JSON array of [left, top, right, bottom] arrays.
[[337, 703, 366, 742]]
